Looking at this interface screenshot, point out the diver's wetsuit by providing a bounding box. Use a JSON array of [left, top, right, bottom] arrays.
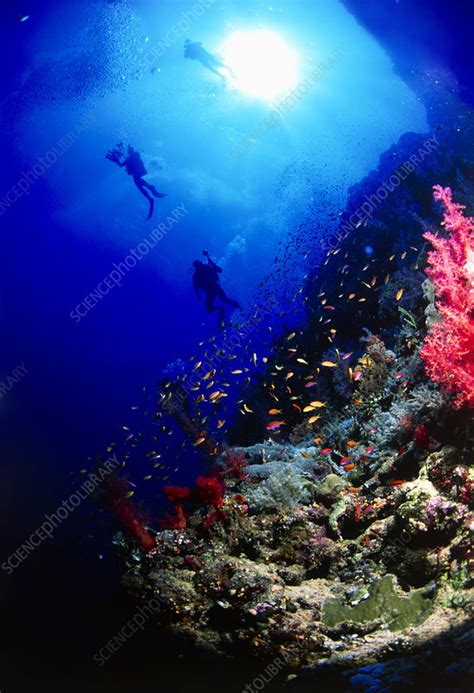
[[193, 258, 239, 324], [184, 41, 235, 79], [107, 146, 166, 220], [121, 150, 165, 219]]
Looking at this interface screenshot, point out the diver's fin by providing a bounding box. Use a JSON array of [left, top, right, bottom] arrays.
[[150, 186, 166, 199], [147, 199, 154, 220]]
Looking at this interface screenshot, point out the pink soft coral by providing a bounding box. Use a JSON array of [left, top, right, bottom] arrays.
[[420, 185, 474, 408]]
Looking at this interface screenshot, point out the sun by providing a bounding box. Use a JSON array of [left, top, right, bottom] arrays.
[[220, 30, 299, 101]]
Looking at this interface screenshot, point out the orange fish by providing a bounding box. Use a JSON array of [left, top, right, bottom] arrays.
[[346, 440, 360, 448], [344, 463, 356, 471], [266, 421, 285, 431], [390, 480, 406, 486]]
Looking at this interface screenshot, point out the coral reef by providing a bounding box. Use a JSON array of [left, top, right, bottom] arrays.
[[105, 138, 474, 688]]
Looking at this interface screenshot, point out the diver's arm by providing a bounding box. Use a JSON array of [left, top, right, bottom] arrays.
[[206, 256, 222, 273], [193, 277, 203, 300], [106, 153, 125, 167]]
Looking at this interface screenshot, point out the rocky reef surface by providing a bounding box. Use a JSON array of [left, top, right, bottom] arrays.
[[114, 351, 472, 687]]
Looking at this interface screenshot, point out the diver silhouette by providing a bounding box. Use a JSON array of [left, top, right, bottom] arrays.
[[184, 40, 235, 80], [192, 250, 240, 327], [106, 143, 166, 220]]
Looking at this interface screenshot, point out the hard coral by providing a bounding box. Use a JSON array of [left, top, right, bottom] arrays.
[[420, 186, 474, 408]]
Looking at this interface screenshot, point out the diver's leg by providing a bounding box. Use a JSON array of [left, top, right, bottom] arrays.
[[143, 179, 166, 199], [147, 198, 154, 220], [220, 62, 236, 79], [205, 293, 216, 313], [216, 286, 240, 309], [133, 177, 155, 219], [202, 59, 225, 78]]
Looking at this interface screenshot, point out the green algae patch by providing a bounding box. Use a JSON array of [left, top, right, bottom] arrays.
[[322, 575, 434, 631]]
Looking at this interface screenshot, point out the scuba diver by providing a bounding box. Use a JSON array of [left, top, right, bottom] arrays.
[[192, 250, 240, 326], [184, 40, 235, 80], [106, 143, 166, 220]]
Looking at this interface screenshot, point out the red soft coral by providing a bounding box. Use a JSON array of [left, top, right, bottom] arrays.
[[163, 484, 191, 503], [193, 475, 224, 508], [420, 186, 474, 408], [160, 502, 188, 530], [413, 424, 431, 450], [222, 448, 248, 481], [103, 477, 156, 552]]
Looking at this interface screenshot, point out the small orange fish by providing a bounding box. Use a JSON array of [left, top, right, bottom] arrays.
[[313, 437, 323, 445], [300, 451, 311, 459], [320, 448, 333, 454], [266, 420, 285, 431], [395, 288, 404, 301], [344, 463, 356, 471], [354, 502, 361, 522], [390, 480, 406, 486], [346, 440, 360, 448], [321, 361, 338, 368], [268, 408, 282, 415]]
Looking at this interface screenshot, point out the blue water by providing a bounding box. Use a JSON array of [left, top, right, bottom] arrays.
[[0, 0, 470, 690]]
